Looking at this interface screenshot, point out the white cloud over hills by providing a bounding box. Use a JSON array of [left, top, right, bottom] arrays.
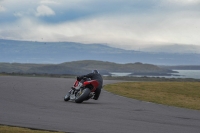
[[35, 5, 55, 17], [0, 0, 200, 52]]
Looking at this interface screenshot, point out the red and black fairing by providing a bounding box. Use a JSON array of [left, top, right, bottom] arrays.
[[73, 80, 99, 92], [83, 80, 99, 92]]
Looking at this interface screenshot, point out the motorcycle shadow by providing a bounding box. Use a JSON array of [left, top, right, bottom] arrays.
[[66, 100, 101, 105], [81, 101, 101, 104]]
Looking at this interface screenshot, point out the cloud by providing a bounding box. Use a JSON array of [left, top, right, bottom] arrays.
[[35, 5, 55, 17], [14, 12, 24, 17], [1, 0, 200, 50], [164, 0, 200, 5], [40, 0, 60, 5], [2, 10, 200, 50], [0, 5, 6, 12], [13, 9, 35, 17]]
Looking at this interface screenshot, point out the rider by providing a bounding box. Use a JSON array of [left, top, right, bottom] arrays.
[[77, 70, 103, 100]]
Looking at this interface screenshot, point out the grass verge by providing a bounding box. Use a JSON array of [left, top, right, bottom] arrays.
[[104, 82, 200, 110], [0, 125, 64, 133]]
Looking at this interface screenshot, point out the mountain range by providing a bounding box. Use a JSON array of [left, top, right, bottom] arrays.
[[0, 39, 200, 65], [0, 60, 175, 76], [141, 44, 200, 54]]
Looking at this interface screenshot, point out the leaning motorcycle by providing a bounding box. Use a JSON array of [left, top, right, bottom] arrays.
[[64, 77, 99, 103]]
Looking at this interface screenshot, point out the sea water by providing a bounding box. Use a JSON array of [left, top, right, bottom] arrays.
[[110, 70, 200, 79], [172, 70, 200, 79]]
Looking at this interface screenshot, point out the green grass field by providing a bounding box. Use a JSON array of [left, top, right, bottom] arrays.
[[104, 82, 200, 110]]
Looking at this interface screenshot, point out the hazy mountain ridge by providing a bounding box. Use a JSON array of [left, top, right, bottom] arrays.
[[0, 60, 174, 76], [0, 39, 200, 65], [160, 65, 200, 70], [141, 44, 200, 54]]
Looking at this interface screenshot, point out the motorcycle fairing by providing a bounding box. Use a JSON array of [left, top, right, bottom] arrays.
[[73, 80, 79, 87], [83, 80, 99, 88]]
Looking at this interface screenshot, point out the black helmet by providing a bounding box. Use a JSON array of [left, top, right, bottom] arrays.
[[92, 70, 99, 74]]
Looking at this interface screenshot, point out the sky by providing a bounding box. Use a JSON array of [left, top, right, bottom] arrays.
[[0, 0, 200, 50]]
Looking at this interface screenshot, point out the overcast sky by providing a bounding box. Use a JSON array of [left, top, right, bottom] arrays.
[[0, 0, 200, 50]]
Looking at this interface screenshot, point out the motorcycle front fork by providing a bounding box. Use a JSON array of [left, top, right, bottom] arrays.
[[69, 88, 82, 95]]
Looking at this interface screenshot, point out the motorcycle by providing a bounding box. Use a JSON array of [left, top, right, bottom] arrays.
[[64, 77, 99, 103]]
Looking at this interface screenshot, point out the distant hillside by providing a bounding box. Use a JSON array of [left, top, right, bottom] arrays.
[[1, 39, 200, 65], [142, 44, 200, 54], [160, 65, 200, 70], [0, 60, 174, 76]]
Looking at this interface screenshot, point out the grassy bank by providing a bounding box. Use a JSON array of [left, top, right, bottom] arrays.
[[0, 125, 64, 133], [104, 82, 200, 110]]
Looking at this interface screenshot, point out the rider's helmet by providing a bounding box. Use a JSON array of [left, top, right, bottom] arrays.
[[92, 70, 99, 74]]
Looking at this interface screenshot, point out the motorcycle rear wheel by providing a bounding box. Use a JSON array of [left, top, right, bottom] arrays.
[[75, 88, 90, 103]]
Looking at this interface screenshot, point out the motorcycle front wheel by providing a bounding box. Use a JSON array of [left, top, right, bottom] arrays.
[[64, 92, 70, 101], [75, 88, 90, 103]]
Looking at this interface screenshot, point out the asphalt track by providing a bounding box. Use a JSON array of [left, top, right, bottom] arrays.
[[0, 76, 200, 133]]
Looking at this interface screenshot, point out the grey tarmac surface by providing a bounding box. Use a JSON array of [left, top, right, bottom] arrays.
[[0, 76, 200, 133]]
